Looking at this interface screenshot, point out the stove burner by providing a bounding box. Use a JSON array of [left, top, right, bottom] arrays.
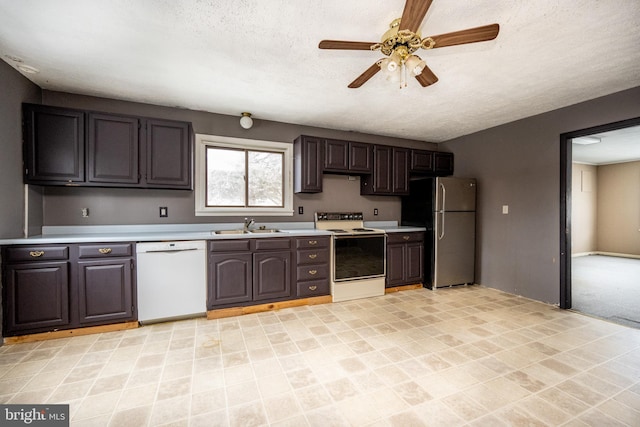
[[352, 228, 374, 232], [327, 229, 348, 233]]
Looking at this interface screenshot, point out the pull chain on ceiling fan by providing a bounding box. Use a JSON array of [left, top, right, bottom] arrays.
[[318, 0, 500, 88]]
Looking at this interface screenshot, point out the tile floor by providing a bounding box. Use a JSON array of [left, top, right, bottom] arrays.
[[1, 285, 639, 426]]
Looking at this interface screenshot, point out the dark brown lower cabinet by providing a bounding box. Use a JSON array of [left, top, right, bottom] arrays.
[[1, 243, 137, 337], [208, 236, 330, 309], [208, 252, 253, 307], [386, 232, 424, 287], [77, 258, 134, 325], [4, 261, 70, 334], [253, 251, 291, 301]]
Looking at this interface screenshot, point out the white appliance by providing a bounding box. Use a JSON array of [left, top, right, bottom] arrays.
[[315, 212, 386, 302], [136, 240, 207, 323]]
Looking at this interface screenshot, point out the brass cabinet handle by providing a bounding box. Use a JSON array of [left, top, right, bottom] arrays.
[[308, 240, 318, 245], [403, 236, 410, 241], [29, 250, 45, 257], [98, 248, 112, 254], [308, 269, 317, 275], [308, 254, 317, 259], [308, 285, 317, 291]]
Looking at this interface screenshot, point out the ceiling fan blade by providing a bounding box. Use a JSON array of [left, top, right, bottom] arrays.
[[415, 64, 438, 87], [319, 40, 376, 50], [399, 0, 434, 33], [428, 24, 500, 48], [348, 62, 382, 88]]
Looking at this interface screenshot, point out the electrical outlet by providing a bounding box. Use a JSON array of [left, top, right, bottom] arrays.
[[374, 208, 378, 216], [502, 205, 509, 214], [298, 206, 304, 215], [81, 208, 89, 217], [159, 207, 168, 217]]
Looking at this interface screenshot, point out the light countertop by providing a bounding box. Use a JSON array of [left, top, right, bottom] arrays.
[[0, 222, 425, 245]]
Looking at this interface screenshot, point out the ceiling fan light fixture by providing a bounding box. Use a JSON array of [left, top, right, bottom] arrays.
[[387, 50, 402, 71], [405, 54, 426, 76]]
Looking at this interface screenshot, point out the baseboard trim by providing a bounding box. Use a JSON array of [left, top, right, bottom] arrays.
[[573, 251, 640, 259]]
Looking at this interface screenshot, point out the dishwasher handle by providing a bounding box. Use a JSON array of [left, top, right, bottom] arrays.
[[139, 248, 201, 254]]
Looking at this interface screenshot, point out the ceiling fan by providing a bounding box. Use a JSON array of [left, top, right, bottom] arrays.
[[318, 0, 499, 88]]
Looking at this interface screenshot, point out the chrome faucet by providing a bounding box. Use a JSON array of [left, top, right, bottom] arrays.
[[243, 218, 255, 232]]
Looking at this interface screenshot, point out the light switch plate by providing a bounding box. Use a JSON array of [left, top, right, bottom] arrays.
[[502, 205, 509, 214]]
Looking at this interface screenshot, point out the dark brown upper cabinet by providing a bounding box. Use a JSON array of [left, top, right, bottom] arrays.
[[324, 139, 371, 174], [23, 104, 85, 185], [410, 149, 454, 176], [23, 103, 193, 190], [361, 145, 409, 195], [410, 149, 434, 173], [392, 147, 410, 195], [88, 113, 139, 184], [294, 135, 323, 193], [434, 152, 454, 176], [144, 119, 192, 189]]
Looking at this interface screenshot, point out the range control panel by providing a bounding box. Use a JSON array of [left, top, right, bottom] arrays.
[[315, 212, 364, 221]]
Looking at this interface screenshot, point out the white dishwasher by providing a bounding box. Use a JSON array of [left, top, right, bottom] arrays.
[[136, 240, 207, 324]]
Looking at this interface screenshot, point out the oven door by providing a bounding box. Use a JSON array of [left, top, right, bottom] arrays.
[[333, 234, 386, 282]]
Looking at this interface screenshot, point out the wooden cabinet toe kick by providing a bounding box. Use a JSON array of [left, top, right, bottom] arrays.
[[3, 321, 139, 345], [206, 295, 332, 320]]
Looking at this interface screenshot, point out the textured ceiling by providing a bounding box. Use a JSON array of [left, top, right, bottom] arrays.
[[572, 125, 640, 165], [0, 0, 639, 143]]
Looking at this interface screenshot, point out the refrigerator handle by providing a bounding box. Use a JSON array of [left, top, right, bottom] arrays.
[[438, 211, 445, 240], [439, 182, 446, 212]]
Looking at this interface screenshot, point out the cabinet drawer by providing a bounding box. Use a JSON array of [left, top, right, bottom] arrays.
[[296, 249, 329, 265], [209, 239, 251, 252], [78, 243, 133, 258], [253, 238, 291, 251], [386, 232, 424, 244], [5, 246, 69, 262], [296, 264, 329, 281], [295, 236, 330, 249], [296, 279, 330, 297]]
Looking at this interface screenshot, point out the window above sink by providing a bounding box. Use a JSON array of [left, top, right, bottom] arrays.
[[195, 134, 294, 216]]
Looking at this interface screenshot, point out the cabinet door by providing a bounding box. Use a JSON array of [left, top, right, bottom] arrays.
[[294, 136, 323, 193], [88, 113, 139, 184], [145, 119, 192, 189], [434, 152, 454, 176], [4, 262, 70, 335], [23, 104, 85, 184], [405, 242, 424, 284], [410, 149, 434, 173], [209, 253, 252, 307], [349, 142, 372, 173], [77, 259, 134, 324], [253, 251, 291, 301], [385, 244, 405, 287], [392, 148, 410, 195], [324, 139, 349, 172], [361, 145, 392, 194]]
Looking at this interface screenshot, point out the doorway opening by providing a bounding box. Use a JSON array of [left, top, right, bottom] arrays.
[[560, 117, 640, 328]]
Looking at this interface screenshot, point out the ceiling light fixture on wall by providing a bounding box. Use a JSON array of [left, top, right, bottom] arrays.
[[572, 136, 601, 145], [239, 112, 253, 129]]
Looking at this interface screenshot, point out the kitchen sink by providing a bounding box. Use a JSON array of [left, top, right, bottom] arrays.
[[249, 229, 281, 233], [213, 229, 249, 235]]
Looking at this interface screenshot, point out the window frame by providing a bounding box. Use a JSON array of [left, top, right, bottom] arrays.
[[195, 134, 293, 216]]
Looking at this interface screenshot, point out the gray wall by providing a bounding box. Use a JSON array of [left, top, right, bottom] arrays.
[[41, 91, 436, 226], [0, 61, 41, 238], [442, 86, 640, 304]]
